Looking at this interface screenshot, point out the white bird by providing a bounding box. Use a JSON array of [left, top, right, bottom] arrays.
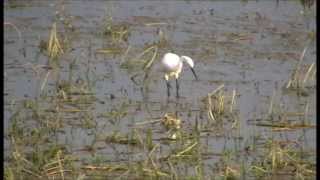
[[161, 52, 198, 97]]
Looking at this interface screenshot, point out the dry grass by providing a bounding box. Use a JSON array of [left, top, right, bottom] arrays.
[[47, 23, 64, 60]]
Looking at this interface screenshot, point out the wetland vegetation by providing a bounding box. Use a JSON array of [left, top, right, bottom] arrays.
[[4, 0, 316, 179]]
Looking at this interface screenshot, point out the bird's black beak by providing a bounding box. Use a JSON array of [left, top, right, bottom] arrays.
[[190, 67, 198, 81]]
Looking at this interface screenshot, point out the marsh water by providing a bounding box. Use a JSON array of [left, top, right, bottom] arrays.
[[4, 0, 316, 179]]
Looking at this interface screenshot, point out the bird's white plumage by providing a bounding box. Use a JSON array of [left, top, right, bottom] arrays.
[[161, 52, 182, 72], [161, 52, 196, 80], [160, 52, 198, 97]]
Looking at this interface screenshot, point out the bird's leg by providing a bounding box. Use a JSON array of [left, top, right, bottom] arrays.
[[176, 78, 179, 98], [166, 80, 171, 97], [165, 74, 171, 97]]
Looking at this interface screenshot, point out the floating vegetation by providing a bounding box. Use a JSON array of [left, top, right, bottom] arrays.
[[133, 113, 182, 140], [82, 161, 170, 178], [162, 113, 181, 130], [104, 131, 142, 146], [250, 122, 315, 131], [95, 47, 123, 55], [162, 113, 182, 140]]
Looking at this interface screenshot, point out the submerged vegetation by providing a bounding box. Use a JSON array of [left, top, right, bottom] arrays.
[[4, 0, 315, 179]]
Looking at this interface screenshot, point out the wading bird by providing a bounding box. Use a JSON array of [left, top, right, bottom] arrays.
[[161, 52, 198, 98]]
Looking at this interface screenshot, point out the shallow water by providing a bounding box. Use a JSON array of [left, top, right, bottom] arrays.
[[4, 0, 316, 179]]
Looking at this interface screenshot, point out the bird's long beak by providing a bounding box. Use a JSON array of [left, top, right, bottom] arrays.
[[190, 67, 198, 81]]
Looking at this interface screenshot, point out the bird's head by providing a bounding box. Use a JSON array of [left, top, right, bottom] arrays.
[[181, 56, 198, 80], [181, 56, 194, 68]]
